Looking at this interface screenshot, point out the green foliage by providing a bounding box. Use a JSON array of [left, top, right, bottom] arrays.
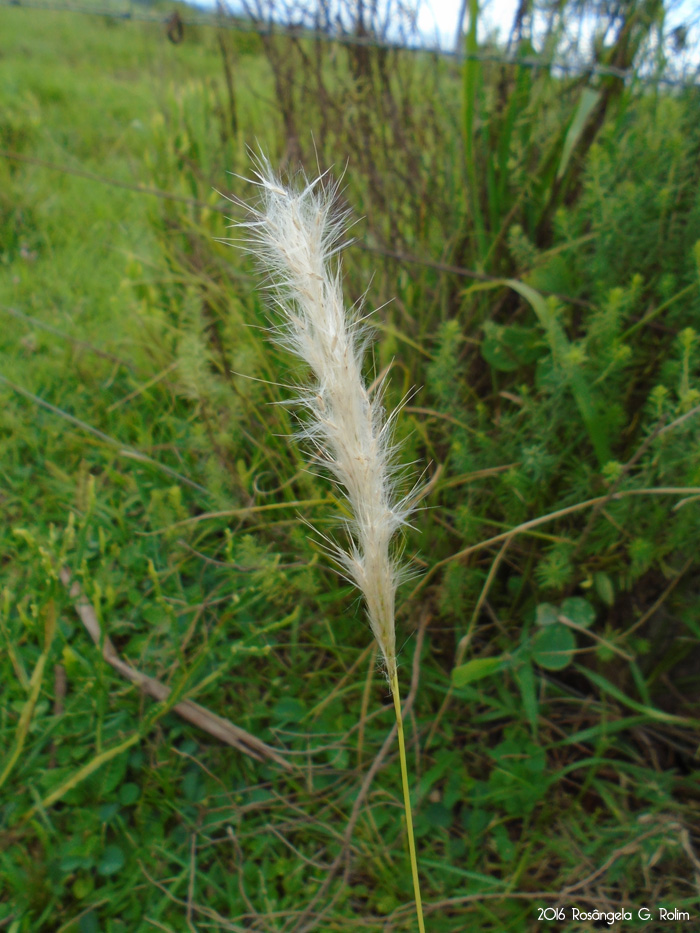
[[532, 623, 576, 671]]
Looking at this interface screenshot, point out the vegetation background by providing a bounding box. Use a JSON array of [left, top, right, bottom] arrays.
[[1, 0, 700, 930]]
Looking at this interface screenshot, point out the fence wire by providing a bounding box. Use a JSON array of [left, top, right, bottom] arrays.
[[1, 0, 698, 87], [0, 147, 593, 311]]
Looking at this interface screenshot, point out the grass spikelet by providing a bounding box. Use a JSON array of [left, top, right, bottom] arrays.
[[234, 153, 426, 931], [236, 154, 417, 683]]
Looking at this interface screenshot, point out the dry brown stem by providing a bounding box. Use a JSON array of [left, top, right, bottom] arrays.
[[59, 567, 291, 770]]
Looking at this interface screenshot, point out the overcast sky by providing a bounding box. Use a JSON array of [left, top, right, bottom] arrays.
[[417, 0, 517, 49], [417, 0, 698, 53], [414, 0, 699, 77]]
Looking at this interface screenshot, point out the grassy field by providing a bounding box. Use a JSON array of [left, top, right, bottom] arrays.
[[2, 3, 700, 931]]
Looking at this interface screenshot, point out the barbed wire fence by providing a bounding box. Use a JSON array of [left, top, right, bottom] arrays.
[[0, 147, 593, 310], [1, 0, 699, 304], [2, 0, 699, 299], [1, 0, 698, 87]]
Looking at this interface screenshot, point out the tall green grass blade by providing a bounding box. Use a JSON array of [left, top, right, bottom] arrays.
[[462, 0, 487, 257], [0, 603, 56, 793], [462, 0, 479, 167], [556, 87, 600, 181], [452, 655, 507, 686], [507, 279, 612, 465], [468, 278, 613, 465], [514, 661, 538, 739], [495, 63, 533, 214], [557, 715, 650, 747], [22, 733, 142, 822], [574, 666, 698, 726]]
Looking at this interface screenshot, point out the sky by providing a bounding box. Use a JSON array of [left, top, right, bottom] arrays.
[[415, 0, 699, 76], [416, 0, 517, 50], [417, 0, 698, 56]]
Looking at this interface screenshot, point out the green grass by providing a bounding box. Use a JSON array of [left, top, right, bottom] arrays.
[[2, 3, 700, 931]]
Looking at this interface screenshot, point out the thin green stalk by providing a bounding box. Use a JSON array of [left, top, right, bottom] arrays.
[[0, 601, 56, 793], [390, 670, 426, 933], [462, 0, 487, 259]]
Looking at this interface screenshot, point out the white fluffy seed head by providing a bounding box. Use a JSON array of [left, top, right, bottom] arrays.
[[235, 154, 418, 679]]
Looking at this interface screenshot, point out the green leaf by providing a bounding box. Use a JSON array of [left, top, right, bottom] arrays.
[[535, 602, 558, 626], [271, 697, 306, 724], [119, 782, 140, 806], [98, 802, 120, 823], [503, 279, 612, 466], [420, 858, 508, 887], [560, 597, 596, 629], [78, 911, 99, 933], [556, 87, 600, 181], [73, 876, 94, 901], [424, 801, 452, 829], [97, 844, 125, 877], [417, 749, 460, 802], [594, 572, 615, 606], [488, 731, 547, 816], [532, 624, 575, 670], [514, 661, 538, 738], [629, 659, 652, 707], [88, 747, 128, 798], [183, 769, 204, 803], [452, 655, 507, 687], [60, 853, 94, 873], [492, 822, 515, 860], [575, 666, 696, 725], [481, 331, 519, 372], [481, 323, 543, 372], [557, 714, 649, 746]]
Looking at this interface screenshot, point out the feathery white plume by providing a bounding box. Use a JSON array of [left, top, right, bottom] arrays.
[[236, 155, 418, 680]]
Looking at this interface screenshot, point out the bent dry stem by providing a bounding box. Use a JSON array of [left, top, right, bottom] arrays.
[[234, 155, 426, 929]]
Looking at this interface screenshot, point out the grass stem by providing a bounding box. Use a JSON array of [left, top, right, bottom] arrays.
[[390, 669, 426, 933]]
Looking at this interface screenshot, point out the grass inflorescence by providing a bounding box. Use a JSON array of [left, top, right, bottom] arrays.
[[234, 154, 426, 926]]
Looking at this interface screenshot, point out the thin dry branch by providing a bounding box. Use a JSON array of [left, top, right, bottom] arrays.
[[60, 568, 291, 770]]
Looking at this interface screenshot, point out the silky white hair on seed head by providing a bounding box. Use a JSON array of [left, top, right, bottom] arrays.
[[234, 153, 419, 680]]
